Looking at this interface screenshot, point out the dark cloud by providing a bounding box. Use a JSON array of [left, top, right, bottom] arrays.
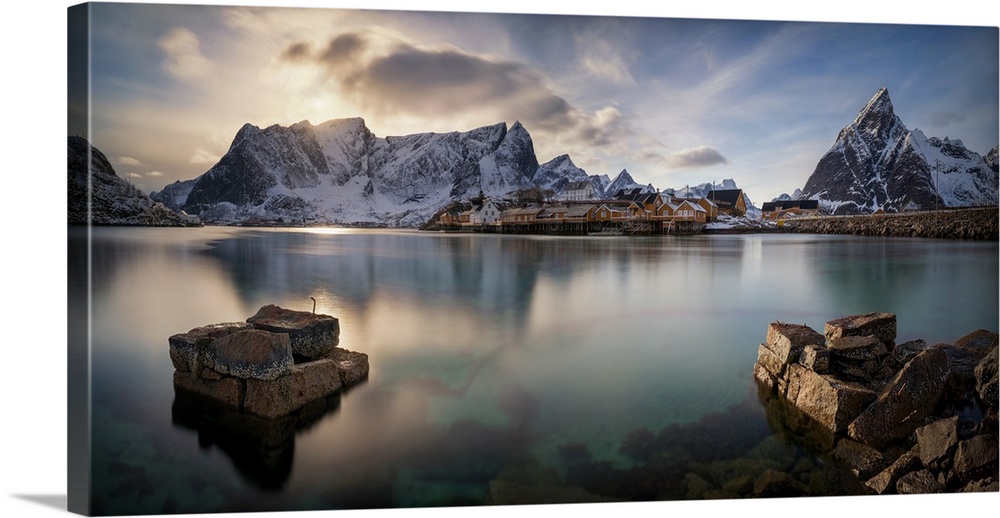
[[320, 33, 367, 66], [281, 42, 312, 61], [283, 31, 639, 149], [666, 146, 728, 168]]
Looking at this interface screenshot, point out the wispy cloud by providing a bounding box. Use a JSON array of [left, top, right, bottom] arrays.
[[158, 27, 213, 80], [118, 156, 142, 166]]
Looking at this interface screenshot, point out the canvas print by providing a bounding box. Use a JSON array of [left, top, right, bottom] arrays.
[[67, 1, 999, 516]]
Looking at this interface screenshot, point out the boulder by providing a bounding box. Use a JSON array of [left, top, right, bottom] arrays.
[[975, 346, 998, 408], [785, 364, 876, 433], [800, 344, 830, 373], [891, 339, 930, 366], [847, 347, 950, 447], [753, 362, 779, 393], [244, 358, 343, 418], [829, 438, 889, 480], [896, 469, 944, 494], [756, 343, 787, 380], [827, 335, 887, 362], [865, 450, 920, 495], [247, 304, 340, 359], [326, 347, 370, 387], [915, 416, 959, 467], [941, 332, 997, 397], [202, 329, 294, 381], [824, 312, 897, 346], [168, 322, 252, 372], [954, 329, 999, 353], [766, 322, 825, 365], [952, 434, 999, 484]]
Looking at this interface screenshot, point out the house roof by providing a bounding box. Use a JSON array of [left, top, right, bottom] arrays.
[[677, 200, 706, 212], [565, 205, 596, 217], [762, 199, 819, 212], [564, 181, 593, 191], [706, 189, 744, 207]]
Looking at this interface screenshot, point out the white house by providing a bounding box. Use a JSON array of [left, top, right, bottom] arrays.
[[470, 198, 502, 225], [560, 181, 596, 201]]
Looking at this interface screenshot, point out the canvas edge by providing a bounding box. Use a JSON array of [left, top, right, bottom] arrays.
[[67, 2, 92, 516]]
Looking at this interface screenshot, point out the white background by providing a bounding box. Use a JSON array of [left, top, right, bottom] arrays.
[[3, 1, 998, 517]]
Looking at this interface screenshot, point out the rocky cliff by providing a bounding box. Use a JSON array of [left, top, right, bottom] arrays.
[[68, 136, 198, 226]]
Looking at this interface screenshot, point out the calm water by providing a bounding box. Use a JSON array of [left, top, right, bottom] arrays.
[[70, 227, 998, 514]]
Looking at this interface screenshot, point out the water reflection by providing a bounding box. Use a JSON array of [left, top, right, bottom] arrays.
[[72, 227, 998, 514], [171, 389, 343, 490]]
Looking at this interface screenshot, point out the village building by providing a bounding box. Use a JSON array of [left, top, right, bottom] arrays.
[[560, 181, 597, 201], [563, 204, 597, 222], [469, 198, 502, 225], [594, 204, 629, 222], [761, 199, 820, 220], [706, 189, 747, 216]]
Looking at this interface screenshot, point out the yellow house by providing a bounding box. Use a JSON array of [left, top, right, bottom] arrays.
[[595, 204, 628, 222]]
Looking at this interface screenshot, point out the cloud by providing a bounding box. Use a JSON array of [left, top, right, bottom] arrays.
[[189, 147, 222, 165], [665, 146, 729, 168], [158, 27, 213, 80], [146, 171, 165, 177], [118, 156, 142, 166], [576, 35, 638, 86], [282, 31, 644, 151]]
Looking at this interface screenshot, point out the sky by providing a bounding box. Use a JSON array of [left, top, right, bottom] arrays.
[[66, 0, 998, 207]]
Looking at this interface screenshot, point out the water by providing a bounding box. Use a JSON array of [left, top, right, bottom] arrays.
[[69, 227, 998, 514]]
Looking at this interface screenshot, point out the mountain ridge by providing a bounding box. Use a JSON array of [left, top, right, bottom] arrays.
[[151, 117, 674, 227], [797, 87, 998, 214], [68, 136, 199, 226]]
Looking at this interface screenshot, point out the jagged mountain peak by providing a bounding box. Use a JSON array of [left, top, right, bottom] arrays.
[[798, 88, 997, 214], [854, 87, 894, 124], [610, 168, 633, 182]]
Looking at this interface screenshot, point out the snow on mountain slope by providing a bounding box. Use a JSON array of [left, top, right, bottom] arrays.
[[603, 169, 654, 197], [156, 118, 551, 227], [797, 87, 997, 214], [532, 154, 590, 193]]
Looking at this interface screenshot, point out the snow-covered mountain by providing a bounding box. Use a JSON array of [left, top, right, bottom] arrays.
[[532, 154, 590, 193], [68, 136, 198, 226], [154, 118, 642, 227], [663, 178, 738, 200], [772, 189, 802, 203], [797, 87, 998, 214], [604, 169, 655, 198]]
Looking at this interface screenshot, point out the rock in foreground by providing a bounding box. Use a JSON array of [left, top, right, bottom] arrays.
[[754, 312, 998, 495], [169, 305, 367, 418]]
